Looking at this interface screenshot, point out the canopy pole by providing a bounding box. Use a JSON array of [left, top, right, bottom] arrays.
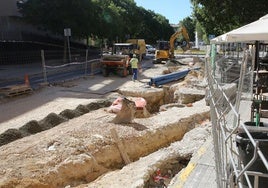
[[254, 41, 259, 71]]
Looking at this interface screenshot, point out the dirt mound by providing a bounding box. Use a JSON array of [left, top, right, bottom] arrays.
[[75, 105, 90, 114], [39, 112, 67, 130], [59, 109, 82, 119], [0, 100, 112, 147], [19, 120, 42, 135], [86, 100, 111, 110], [0, 129, 23, 146]]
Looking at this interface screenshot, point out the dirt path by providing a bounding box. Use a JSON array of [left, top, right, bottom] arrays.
[[0, 58, 210, 188]]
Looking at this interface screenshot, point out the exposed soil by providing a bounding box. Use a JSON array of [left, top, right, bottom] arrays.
[[0, 58, 211, 188]]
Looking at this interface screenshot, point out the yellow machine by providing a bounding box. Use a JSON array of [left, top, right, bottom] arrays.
[[153, 40, 170, 64], [153, 26, 190, 63], [126, 39, 146, 59]]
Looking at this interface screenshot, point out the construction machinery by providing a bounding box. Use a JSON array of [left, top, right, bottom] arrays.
[[153, 26, 191, 64], [126, 39, 146, 60], [100, 43, 134, 77], [101, 39, 146, 77]]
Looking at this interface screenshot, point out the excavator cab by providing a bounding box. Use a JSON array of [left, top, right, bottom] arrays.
[[153, 40, 170, 64]]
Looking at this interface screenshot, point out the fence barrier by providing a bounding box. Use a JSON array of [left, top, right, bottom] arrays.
[[207, 45, 268, 188]]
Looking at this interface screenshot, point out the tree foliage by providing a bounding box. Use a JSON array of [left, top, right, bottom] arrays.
[[191, 0, 268, 38], [179, 17, 195, 41], [18, 0, 98, 40], [18, 0, 174, 45]]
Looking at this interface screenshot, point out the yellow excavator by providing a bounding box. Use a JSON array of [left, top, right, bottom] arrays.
[[153, 26, 191, 64]]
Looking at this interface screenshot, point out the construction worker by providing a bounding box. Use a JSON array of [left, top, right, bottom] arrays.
[[130, 54, 139, 81]]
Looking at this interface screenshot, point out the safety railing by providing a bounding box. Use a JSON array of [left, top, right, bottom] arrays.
[[206, 45, 268, 188], [0, 48, 101, 88]]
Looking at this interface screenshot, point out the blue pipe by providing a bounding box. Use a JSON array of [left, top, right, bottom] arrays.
[[149, 71, 188, 86], [153, 74, 187, 86], [154, 74, 188, 86], [149, 67, 200, 86], [151, 69, 190, 83]]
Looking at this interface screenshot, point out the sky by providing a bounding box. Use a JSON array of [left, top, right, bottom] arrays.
[[134, 0, 192, 24]]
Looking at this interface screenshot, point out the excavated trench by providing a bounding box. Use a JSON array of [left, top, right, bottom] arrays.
[[0, 68, 210, 188], [144, 156, 191, 187], [0, 80, 188, 147]]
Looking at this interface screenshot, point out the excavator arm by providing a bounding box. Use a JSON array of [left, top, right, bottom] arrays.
[[169, 26, 190, 58]]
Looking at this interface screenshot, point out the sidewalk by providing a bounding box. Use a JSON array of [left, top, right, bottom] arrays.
[[0, 63, 43, 81], [169, 136, 217, 188]]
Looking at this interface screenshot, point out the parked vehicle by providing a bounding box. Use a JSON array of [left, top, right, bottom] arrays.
[[146, 44, 156, 54], [100, 43, 133, 77]]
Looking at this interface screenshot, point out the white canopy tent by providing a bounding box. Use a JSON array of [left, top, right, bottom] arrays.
[[211, 14, 268, 43], [210, 14, 268, 70], [210, 14, 268, 103]]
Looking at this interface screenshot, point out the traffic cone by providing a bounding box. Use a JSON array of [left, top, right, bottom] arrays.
[[24, 74, 30, 86]]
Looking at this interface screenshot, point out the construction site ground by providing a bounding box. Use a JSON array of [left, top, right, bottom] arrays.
[[0, 57, 217, 188]]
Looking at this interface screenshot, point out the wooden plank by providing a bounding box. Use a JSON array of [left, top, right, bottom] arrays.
[[0, 84, 32, 97], [110, 128, 131, 164]]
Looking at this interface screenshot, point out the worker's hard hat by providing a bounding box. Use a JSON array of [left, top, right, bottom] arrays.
[[133, 54, 136, 57]]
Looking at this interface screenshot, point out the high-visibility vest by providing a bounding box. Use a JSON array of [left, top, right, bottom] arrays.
[[130, 58, 138, 68]]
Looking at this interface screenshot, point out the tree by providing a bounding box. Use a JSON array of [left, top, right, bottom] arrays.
[[18, 0, 176, 45], [179, 16, 195, 42], [19, 0, 99, 40], [191, 0, 268, 38]]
